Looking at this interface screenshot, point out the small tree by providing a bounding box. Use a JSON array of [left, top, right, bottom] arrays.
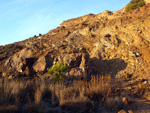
[[47, 62, 69, 83], [47, 62, 69, 104]]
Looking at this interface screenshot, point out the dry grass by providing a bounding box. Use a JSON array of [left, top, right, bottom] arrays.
[[0, 75, 135, 113], [86, 76, 112, 101]]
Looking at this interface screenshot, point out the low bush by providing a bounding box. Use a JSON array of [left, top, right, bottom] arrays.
[[125, 0, 145, 12]]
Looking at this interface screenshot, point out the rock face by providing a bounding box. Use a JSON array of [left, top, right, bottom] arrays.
[[1, 3, 150, 80]]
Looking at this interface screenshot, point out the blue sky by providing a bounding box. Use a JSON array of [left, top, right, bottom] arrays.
[[0, 0, 130, 46]]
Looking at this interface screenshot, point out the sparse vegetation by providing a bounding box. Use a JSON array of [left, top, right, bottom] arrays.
[[1, 73, 149, 113], [0, 75, 128, 113], [125, 0, 145, 12], [0, 73, 150, 113]]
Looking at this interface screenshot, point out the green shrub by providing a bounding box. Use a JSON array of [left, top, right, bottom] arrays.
[[125, 0, 145, 12], [47, 62, 69, 83]]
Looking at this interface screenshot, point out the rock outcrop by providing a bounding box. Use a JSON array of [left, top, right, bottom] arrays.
[[3, 48, 36, 76], [53, 53, 90, 78]]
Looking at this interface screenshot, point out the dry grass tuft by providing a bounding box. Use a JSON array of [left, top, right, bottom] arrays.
[[86, 75, 113, 101], [34, 88, 42, 105]]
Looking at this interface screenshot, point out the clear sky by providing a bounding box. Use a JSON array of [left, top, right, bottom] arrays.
[[0, 0, 130, 46]]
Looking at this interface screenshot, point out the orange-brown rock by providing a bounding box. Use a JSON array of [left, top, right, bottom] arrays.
[[33, 55, 53, 73], [4, 48, 35, 73], [118, 110, 127, 113]]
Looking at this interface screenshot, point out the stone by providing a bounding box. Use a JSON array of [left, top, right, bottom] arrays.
[[78, 27, 90, 36], [118, 110, 127, 113], [129, 51, 135, 57], [33, 55, 53, 73], [143, 80, 148, 84], [69, 68, 79, 77], [79, 53, 89, 69], [128, 110, 133, 113], [122, 97, 128, 105], [105, 34, 111, 37]]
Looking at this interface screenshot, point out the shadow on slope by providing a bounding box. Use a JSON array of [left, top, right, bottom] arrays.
[[89, 53, 127, 77]]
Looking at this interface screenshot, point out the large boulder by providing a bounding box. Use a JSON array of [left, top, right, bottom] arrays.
[[33, 55, 53, 73]]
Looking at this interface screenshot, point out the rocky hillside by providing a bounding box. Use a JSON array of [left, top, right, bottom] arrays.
[[1, 3, 150, 84]]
